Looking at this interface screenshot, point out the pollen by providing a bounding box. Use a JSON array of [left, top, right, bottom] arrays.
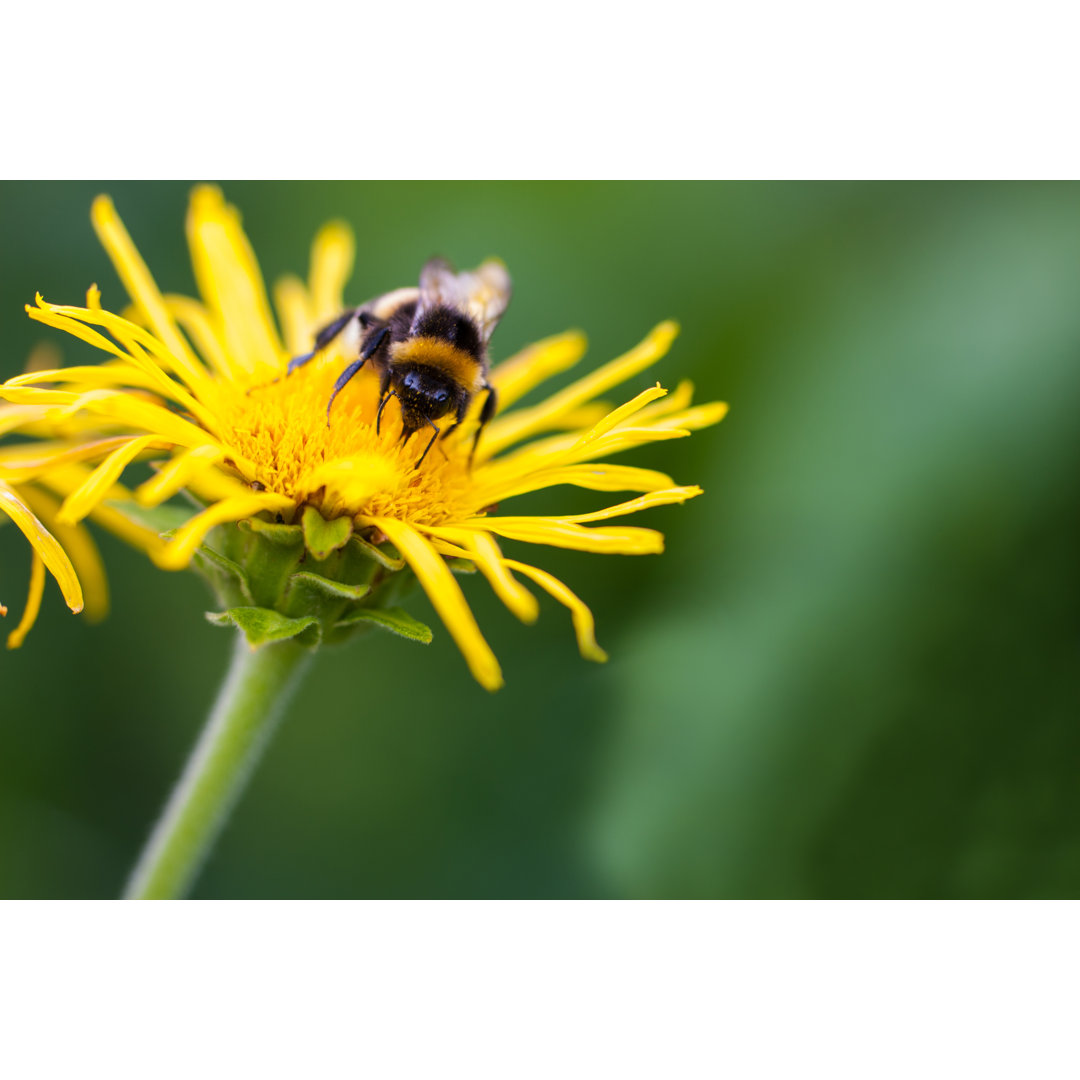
[[212, 354, 476, 527]]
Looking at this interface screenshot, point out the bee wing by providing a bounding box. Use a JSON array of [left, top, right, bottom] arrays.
[[460, 259, 512, 345], [416, 257, 462, 314], [416, 257, 512, 345]]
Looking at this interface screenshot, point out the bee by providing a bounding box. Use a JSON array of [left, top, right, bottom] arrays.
[[287, 257, 512, 467]]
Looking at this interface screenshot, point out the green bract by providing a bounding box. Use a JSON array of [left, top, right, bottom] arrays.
[[187, 505, 432, 650]]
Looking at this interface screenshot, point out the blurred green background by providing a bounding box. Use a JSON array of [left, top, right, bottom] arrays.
[[1, 182, 1078, 899]]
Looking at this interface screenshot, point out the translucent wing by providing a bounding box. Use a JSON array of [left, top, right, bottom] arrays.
[[416, 257, 512, 345], [416, 258, 461, 314]]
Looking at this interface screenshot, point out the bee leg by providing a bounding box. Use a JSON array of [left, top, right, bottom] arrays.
[[287, 351, 316, 376], [324, 327, 392, 425], [439, 397, 472, 444], [325, 356, 368, 426], [414, 420, 441, 469], [376, 389, 398, 435], [288, 309, 356, 375], [469, 384, 498, 466], [361, 325, 391, 363]]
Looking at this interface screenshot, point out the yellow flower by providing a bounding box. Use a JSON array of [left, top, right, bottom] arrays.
[[0, 186, 727, 689]]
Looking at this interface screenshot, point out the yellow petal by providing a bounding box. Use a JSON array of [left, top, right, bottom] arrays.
[[186, 185, 284, 381], [18, 485, 109, 623], [456, 401, 610, 460], [58, 435, 160, 524], [547, 426, 691, 466], [481, 321, 678, 457], [631, 378, 695, 424], [445, 517, 665, 555], [1, 387, 89, 407], [644, 401, 730, 432], [309, 221, 355, 323], [6, 552, 45, 649], [0, 436, 146, 482], [559, 485, 704, 524], [135, 444, 226, 508], [273, 275, 314, 357], [300, 452, 402, 518], [180, 464, 256, 505], [437, 528, 539, 624], [570, 383, 668, 450], [363, 516, 503, 691], [489, 330, 588, 411], [478, 424, 688, 486], [24, 301, 217, 434], [91, 194, 208, 389], [0, 404, 58, 437], [473, 463, 677, 505], [154, 491, 293, 570], [80, 497, 167, 563], [28, 299, 217, 425], [0, 481, 83, 613], [4, 363, 167, 394], [163, 294, 231, 377], [504, 559, 608, 663], [54, 388, 217, 449], [25, 299, 154, 367]]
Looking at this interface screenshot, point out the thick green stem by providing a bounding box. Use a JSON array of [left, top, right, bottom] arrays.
[[123, 634, 313, 900]]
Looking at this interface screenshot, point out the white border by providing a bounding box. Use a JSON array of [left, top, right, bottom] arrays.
[[3, 2, 1079, 178], [1, 902, 1076, 1078]]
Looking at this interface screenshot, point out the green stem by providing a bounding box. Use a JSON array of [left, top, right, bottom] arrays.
[[123, 634, 314, 900]]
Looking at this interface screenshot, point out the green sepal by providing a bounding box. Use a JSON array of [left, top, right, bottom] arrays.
[[228, 518, 304, 609], [335, 606, 433, 643], [302, 506, 353, 560], [196, 510, 425, 655], [240, 517, 304, 547], [206, 606, 321, 648], [191, 545, 254, 606], [287, 571, 370, 602], [281, 566, 368, 626], [348, 533, 405, 570]]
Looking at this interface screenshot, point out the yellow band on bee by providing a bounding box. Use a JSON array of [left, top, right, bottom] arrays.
[[390, 337, 484, 393]]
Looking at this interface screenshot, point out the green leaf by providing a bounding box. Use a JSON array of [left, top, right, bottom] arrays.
[[240, 517, 304, 547], [302, 506, 353, 560], [288, 571, 370, 602], [206, 606, 320, 647], [335, 606, 433, 643]]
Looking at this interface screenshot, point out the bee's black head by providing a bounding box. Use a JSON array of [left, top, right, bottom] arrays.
[[392, 365, 463, 438]]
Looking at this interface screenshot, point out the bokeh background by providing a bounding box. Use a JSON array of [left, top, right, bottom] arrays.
[[1, 182, 1078, 899]]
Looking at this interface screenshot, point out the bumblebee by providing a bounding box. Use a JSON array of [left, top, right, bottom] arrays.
[[288, 257, 512, 467]]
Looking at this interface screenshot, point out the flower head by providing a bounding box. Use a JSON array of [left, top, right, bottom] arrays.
[[0, 187, 726, 689]]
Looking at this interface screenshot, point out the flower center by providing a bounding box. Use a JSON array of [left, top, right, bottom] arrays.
[[210, 355, 475, 525]]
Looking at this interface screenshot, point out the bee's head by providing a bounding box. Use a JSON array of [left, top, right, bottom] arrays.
[[391, 365, 461, 438]]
